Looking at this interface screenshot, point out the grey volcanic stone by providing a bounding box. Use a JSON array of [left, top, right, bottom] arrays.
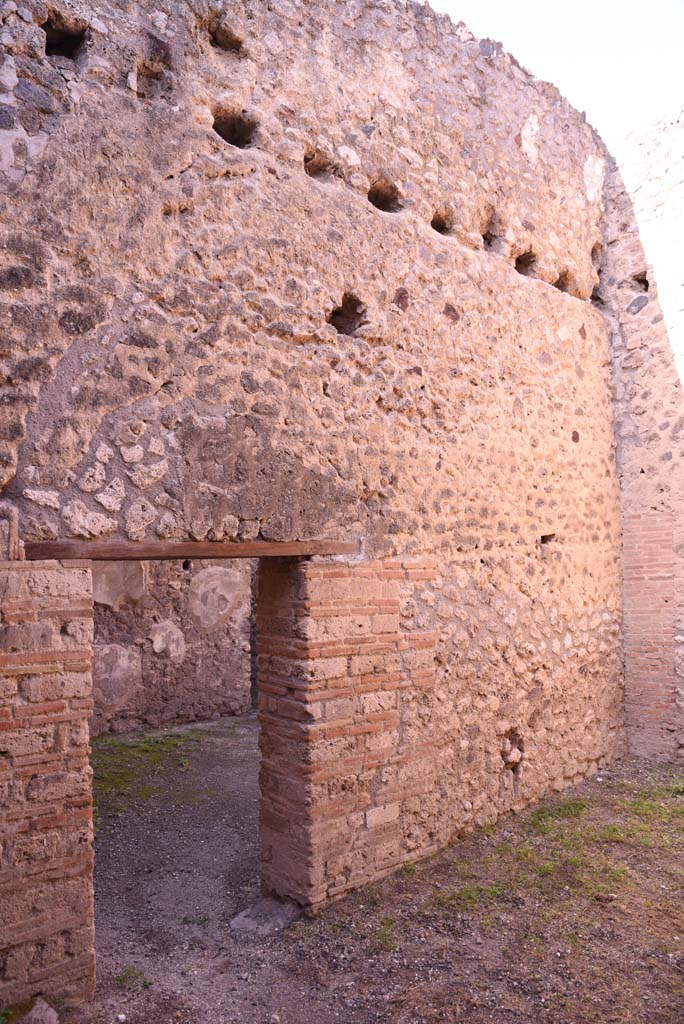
[[230, 897, 302, 938]]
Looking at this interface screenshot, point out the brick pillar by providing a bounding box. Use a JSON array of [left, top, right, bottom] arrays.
[[256, 557, 437, 909], [622, 513, 677, 757], [0, 560, 95, 1006]]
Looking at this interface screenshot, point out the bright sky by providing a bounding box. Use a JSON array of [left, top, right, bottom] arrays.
[[429, 0, 684, 158]]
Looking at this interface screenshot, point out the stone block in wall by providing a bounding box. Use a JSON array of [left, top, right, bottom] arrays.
[[92, 561, 146, 610], [92, 643, 143, 722], [0, 559, 95, 1007]]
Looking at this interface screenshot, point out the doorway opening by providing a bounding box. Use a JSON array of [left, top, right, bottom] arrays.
[[4, 537, 419, 1014], [90, 554, 265, 1004]]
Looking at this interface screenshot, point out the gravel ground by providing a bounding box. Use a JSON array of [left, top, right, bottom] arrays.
[[62, 716, 684, 1024]]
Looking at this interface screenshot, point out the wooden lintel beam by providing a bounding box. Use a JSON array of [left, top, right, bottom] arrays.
[[24, 539, 359, 562]]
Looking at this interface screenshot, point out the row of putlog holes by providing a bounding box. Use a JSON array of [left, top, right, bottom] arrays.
[[39, 10, 244, 59], [37, 14, 612, 330], [38, 10, 242, 84], [35, 15, 608, 305], [214, 105, 593, 321], [38, 13, 600, 305], [207, 24, 597, 304]]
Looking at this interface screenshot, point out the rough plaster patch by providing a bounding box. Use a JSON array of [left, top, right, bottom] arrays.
[[584, 155, 605, 204], [187, 566, 245, 633], [521, 114, 540, 167], [93, 643, 142, 713], [93, 561, 146, 610], [149, 619, 186, 663]]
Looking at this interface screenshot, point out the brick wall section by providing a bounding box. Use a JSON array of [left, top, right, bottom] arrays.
[[257, 557, 438, 908], [602, 162, 684, 758], [622, 514, 676, 756], [0, 560, 95, 1006]]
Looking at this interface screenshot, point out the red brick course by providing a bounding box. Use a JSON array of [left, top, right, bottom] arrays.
[[256, 558, 437, 908], [622, 513, 677, 757], [1, 545, 625, 1005], [0, 561, 95, 1006]]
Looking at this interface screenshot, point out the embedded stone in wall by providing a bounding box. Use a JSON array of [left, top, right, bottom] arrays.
[[92, 643, 143, 723], [92, 560, 147, 611], [187, 566, 245, 633]]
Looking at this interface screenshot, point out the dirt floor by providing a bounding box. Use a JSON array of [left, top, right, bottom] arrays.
[[59, 715, 684, 1024]]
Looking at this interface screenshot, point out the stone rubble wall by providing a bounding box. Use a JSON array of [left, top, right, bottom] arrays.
[[1, 0, 614, 551], [0, 0, 625, 785], [258, 555, 622, 907], [0, 0, 632, 1005], [601, 120, 684, 757], [0, 560, 95, 1006], [91, 558, 253, 735]]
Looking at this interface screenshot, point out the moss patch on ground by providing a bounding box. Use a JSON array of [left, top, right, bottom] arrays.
[[114, 965, 152, 992], [91, 725, 215, 822], [0, 1001, 36, 1024]]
